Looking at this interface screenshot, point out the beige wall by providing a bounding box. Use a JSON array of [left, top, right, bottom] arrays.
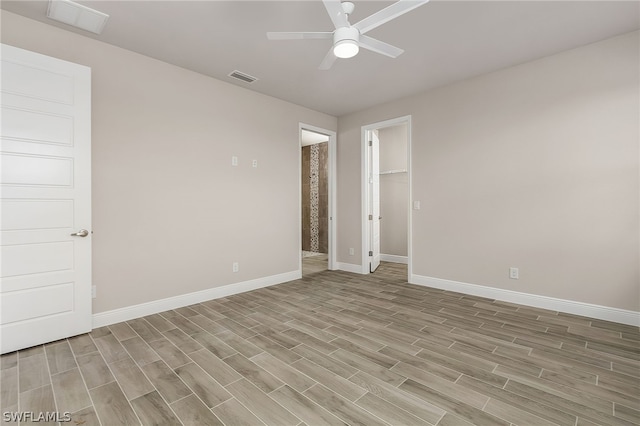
[[2, 11, 638, 314], [1, 12, 337, 314], [379, 125, 408, 257], [338, 31, 639, 311]]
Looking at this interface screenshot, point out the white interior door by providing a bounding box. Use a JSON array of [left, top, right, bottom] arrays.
[[1, 44, 92, 354], [369, 131, 381, 272]]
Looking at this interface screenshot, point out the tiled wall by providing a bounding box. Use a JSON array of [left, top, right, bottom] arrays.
[[301, 143, 328, 253]]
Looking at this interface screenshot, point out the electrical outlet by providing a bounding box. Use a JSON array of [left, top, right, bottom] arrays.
[[349, 248, 354, 256], [231, 156, 238, 166], [252, 159, 258, 168], [509, 267, 519, 279], [92, 285, 97, 299], [232, 262, 239, 273]]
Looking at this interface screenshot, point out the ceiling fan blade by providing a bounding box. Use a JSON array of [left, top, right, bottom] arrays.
[[359, 35, 404, 58], [323, 0, 349, 29], [318, 49, 337, 70], [353, 0, 429, 34], [267, 32, 333, 40]]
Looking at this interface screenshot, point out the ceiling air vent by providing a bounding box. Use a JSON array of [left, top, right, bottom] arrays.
[[47, 0, 109, 34], [228, 70, 258, 84]]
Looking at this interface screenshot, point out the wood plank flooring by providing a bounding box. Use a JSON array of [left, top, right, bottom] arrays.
[[1, 259, 639, 425]]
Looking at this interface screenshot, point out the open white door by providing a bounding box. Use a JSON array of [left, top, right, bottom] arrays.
[[369, 130, 381, 272], [1, 44, 92, 354]]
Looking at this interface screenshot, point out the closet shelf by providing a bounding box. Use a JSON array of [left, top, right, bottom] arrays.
[[379, 169, 407, 175]]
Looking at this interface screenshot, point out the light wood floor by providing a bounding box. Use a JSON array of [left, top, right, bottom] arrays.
[[302, 252, 328, 276], [1, 260, 639, 425]]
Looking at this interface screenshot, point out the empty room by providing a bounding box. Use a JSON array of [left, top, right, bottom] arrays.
[[1, 1, 638, 425]]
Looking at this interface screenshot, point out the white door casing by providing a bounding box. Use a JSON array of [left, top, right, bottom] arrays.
[[369, 130, 381, 272], [361, 115, 412, 277], [299, 123, 337, 272], [0, 44, 92, 354]]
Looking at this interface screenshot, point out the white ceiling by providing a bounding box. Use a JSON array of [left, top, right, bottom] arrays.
[[2, 1, 638, 116], [301, 129, 330, 146]]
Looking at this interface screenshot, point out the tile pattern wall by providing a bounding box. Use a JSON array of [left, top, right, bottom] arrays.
[[301, 143, 328, 253], [309, 144, 320, 253]]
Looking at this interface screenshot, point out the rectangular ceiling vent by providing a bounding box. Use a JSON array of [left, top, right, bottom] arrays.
[[228, 70, 258, 84], [47, 0, 109, 34]]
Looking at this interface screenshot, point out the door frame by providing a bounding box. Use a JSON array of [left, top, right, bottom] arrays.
[[368, 130, 381, 273], [299, 123, 337, 272], [361, 115, 412, 278]]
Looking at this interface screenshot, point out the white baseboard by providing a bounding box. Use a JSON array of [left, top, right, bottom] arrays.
[[93, 270, 300, 328], [410, 274, 640, 327], [336, 262, 365, 274], [381, 254, 408, 264]]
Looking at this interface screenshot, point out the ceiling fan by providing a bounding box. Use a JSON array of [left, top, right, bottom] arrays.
[[267, 0, 429, 70]]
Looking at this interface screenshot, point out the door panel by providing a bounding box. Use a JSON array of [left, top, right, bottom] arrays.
[[1, 107, 74, 144], [0, 44, 92, 354], [1, 153, 74, 186], [2, 242, 74, 277], [1, 60, 74, 104], [2, 200, 74, 230], [369, 131, 381, 272], [1, 283, 74, 324]]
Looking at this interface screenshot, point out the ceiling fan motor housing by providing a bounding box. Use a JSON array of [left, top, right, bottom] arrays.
[[334, 26, 359, 43]]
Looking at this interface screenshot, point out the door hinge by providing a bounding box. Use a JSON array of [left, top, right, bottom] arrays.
[[368, 214, 373, 220], [369, 251, 373, 256], [369, 140, 373, 146]]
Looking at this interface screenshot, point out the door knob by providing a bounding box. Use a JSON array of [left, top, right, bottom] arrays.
[[70, 229, 89, 237]]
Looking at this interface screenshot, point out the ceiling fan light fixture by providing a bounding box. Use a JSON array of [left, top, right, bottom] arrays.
[[333, 40, 359, 58], [333, 26, 360, 59]]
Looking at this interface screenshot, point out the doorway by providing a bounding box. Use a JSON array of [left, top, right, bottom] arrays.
[[361, 116, 412, 279], [299, 124, 336, 276]]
